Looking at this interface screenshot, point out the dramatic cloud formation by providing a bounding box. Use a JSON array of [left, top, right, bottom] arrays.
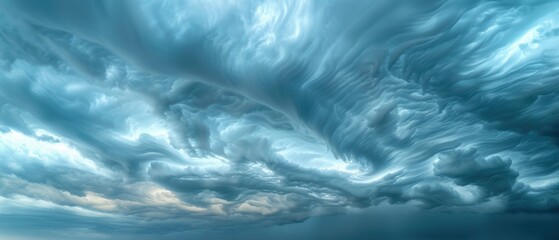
[[1, 0, 559, 239]]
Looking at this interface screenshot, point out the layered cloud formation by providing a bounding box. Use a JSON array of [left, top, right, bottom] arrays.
[[1, 0, 559, 239]]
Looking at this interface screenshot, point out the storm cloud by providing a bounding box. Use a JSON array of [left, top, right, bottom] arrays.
[[1, 0, 559, 239]]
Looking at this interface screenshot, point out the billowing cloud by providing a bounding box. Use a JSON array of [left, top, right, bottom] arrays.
[[1, 0, 559, 239]]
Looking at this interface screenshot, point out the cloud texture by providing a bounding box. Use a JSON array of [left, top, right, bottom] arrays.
[[1, 0, 559, 238]]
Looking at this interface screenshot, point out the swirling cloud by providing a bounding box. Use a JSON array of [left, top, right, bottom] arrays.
[[1, 0, 558, 239]]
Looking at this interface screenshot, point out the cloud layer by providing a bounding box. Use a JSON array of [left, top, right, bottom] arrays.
[[1, 0, 559, 238]]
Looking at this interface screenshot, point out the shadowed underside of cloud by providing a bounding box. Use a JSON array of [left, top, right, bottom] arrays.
[[1, 0, 559, 239]]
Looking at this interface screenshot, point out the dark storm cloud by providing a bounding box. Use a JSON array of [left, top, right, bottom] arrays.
[[1, 0, 559, 239], [434, 148, 519, 196]]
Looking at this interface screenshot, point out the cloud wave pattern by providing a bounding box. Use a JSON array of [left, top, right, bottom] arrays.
[[1, 0, 559, 237]]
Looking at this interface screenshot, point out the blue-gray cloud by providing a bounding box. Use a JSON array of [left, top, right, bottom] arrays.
[[1, 0, 559, 239]]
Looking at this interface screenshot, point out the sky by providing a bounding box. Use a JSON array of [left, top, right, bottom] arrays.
[[0, 0, 559, 239]]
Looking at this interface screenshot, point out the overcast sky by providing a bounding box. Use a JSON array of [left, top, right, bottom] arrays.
[[1, 0, 559, 239]]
